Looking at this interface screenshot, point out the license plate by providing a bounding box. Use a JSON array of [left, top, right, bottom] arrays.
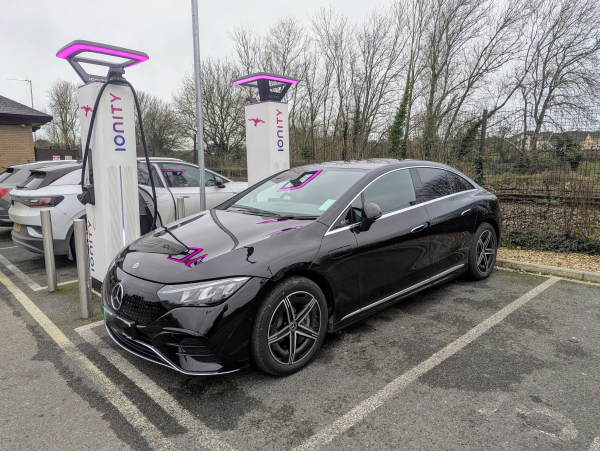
[[13, 223, 21, 233], [105, 308, 137, 338]]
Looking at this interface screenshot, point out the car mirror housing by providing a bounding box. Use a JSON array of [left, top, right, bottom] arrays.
[[360, 202, 382, 231], [216, 178, 226, 188]]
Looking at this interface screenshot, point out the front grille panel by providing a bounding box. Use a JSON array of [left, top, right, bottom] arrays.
[[106, 267, 167, 325]]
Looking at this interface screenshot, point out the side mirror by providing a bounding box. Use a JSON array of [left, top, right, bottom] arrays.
[[215, 178, 226, 188], [360, 202, 382, 231]]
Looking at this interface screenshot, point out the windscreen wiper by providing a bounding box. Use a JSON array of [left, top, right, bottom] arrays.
[[229, 205, 280, 217], [277, 215, 320, 220]]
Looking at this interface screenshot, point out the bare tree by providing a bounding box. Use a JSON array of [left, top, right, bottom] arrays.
[[519, 0, 600, 150], [42, 80, 79, 149], [172, 58, 247, 163], [416, 0, 525, 156], [135, 91, 182, 157]]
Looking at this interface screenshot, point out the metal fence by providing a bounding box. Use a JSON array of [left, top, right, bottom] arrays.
[[169, 107, 600, 254]]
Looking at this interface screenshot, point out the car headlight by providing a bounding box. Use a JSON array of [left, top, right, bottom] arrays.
[[157, 277, 250, 307]]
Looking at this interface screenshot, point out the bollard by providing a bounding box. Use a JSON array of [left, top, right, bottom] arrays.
[[40, 209, 57, 292], [176, 196, 187, 220], [74, 219, 93, 318]]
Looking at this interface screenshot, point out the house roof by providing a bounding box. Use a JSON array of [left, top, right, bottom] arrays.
[[0, 95, 52, 130]]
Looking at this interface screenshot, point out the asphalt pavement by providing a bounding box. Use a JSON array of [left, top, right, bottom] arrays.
[[0, 225, 599, 451]]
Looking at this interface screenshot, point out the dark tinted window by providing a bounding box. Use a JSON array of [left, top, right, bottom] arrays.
[[447, 171, 474, 193], [363, 169, 417, 215], [137, 164, 164, 187], [18, 172, 64, 190], [0, 168, 16, 184], [415, 168, 453, 202]]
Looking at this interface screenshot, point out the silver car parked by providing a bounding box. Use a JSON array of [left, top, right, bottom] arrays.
[[0, 160, 78, 226]]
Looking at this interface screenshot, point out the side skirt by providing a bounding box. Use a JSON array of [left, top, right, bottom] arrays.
[[329, 264, 466, 332]]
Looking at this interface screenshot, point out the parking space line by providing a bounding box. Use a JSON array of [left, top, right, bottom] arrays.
[[0, 246, 17, 250], [295, 277, 560, 451], [78, 327, 237, 451], [58, 279, 78, 286], [0, 268, 175, 451], [35, 279, 80, 291], [74, 320, 105, 333], [0, 251, 43, 291]]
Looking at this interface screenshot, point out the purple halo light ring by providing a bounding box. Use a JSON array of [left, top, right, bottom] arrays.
[[277, 169, 322, 192], [232, 74, 299, 86], [56, 43, 148, 68]]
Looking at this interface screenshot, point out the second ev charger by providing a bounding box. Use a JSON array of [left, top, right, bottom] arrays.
[[57, 40, 156, 291], [232, 73, 299, 186]]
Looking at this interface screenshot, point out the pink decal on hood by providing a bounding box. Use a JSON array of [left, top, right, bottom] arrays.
[[167, 247, 208, 267]]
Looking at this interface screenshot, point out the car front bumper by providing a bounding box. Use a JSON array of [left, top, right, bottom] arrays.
[[101, 269, 267, 375]]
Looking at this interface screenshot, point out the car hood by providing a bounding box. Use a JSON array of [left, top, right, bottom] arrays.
[[227, 181, 248, 194], [118, 209, 326, 284]]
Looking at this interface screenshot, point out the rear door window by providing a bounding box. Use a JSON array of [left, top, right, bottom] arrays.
[[362, 169, 417, 215], [447, 171, 475, 193], [415, 168, 453, 202], [50, 169, 81, 186]]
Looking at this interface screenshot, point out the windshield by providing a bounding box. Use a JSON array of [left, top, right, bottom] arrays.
[[230, 168, 366, 216]]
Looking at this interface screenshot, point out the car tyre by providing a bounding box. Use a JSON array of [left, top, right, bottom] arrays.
[[468, 222, 497, 280], [251, 276, 327, 376]]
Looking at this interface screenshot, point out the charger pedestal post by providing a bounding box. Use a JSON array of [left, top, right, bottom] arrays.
[[78, 82, 140, 292], [57, 40, 149, 292], [232, 73, 299, 186]]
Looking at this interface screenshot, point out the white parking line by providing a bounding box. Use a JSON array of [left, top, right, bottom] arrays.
[[36, 279, 80, 291], [0, 268, 175, 451], [74, 320, 105, 333], [295, 277, 560, 451], [0, 251, 43, 291], [0, 246, 17, 250], [78, 327, 237, 451]]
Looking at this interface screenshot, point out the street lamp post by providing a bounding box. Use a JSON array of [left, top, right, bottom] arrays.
[[190, 0, 206, 211], [7, 78, 36, 146]]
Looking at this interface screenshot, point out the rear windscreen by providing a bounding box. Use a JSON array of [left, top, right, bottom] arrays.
[[0, 168, 16, 184], [19, 172, 64, 190]]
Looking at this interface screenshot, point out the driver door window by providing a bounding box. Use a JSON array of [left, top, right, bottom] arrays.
[[362, 169, 417, 215]]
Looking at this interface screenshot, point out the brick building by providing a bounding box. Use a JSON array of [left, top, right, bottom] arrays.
[[0, 95, 52, 168]]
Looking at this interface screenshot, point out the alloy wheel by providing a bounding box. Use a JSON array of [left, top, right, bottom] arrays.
[[267, 291, 321, 365], [476, 229, 496, 273]]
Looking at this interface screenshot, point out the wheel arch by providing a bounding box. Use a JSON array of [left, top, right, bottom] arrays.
[[262, 269, 335, 320], [480, 217, 500, 242]]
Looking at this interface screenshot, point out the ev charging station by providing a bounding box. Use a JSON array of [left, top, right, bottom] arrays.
[[57, 41, 152, 291], [232, 73, 299, 186]]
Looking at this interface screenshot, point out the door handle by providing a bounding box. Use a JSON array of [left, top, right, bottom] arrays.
[[411, 223, 428, 233], [461, 209, 472, 216]]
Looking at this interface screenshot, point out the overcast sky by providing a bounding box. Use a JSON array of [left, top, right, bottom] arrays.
[[0, 0, 387, 112]]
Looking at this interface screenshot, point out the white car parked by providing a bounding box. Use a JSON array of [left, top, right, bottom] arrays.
[[0, 159, 79, 226], [10, 163, 85, 257], [138, 157, 248, 224], [9, 158, 248, 257]]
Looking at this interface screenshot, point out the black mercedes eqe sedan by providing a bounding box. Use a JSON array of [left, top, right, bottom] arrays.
[[102, 159, 501, 376]]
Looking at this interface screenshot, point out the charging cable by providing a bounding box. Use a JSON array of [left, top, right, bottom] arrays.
[[79, 70, 158, 231]]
